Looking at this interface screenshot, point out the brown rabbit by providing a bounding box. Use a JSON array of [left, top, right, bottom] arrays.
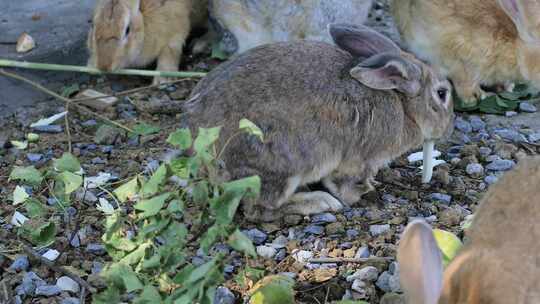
[[391, 0, 540, 105], [181, 23, 454, 222], [398, 156, 540, 304], [87, 0, 208, 84]]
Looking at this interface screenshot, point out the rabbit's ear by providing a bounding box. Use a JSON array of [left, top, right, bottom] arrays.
[[397, 220, 443, 304], [497, 0, 540, 42], [350, 53, 422, 96], [328, 23, 400, 58]]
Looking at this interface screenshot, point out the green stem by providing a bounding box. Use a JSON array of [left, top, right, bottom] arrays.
[[0, 59, 207, 78]]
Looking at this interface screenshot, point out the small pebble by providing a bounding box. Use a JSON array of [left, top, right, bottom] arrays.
[[466, 163, 484, 178], [506, 111, 518, 117], [376, 271, 392, 292], [454, 116, 472, 133], [346, 229, 359, 239], [86, 243, 106, 255], [486, 159, 516, 171], [479, 147, 492, 157], [519, 102, 537, 113], [26, 153, 43, 163], [346, 266, 379, 282], [351, 279, 368, 297], [35, 285, 62, 296], [484, 175, 499, 185], [355, 246, 370, 259], [9, 255, 29, 272], [311, 213, 337, 224], [429, 193, 452, 204], [469, 116, 486, 131], [61, 298, 80, 304], [214, 286, 235, 304], [275, 249, 287, 261], [32, 125, 63, 133], [81, 120, 97, 127], [304, 225, 325, 235], [292, 250, 313, 263], [494, 128, 527, 143], [243, 228, 267, 245], [486, 155, 502, 162], [369, 224, 390, 236], [256, 245, 277, 259], [56, 276, 80, 293]]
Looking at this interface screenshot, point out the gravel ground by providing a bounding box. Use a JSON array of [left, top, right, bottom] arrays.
[[1, 1, 540, 303]]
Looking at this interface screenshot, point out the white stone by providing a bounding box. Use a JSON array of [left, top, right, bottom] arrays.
[[42, 249, 60, 261], [76, 89, 119, 111], [56, 276, 80, 293], [256, 245, 277, 259], [291, 250, 313, 263]]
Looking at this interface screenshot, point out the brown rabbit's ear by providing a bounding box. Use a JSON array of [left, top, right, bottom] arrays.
[[397, 220, 444, 304], [497, 0, 540, 41], [328, 23, 400, 58], [350, 53, 422, 96]]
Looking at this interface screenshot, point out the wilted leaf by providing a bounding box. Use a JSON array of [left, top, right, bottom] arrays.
[[58, 171, 83, 194], [141, 164, 167, 197], [10, 166, 43, 186], [97, 198, 115, 215], [54, 152, 81, 173], [239, 118, 264, 141], [114, 176, 139, 202], [228, 229, 257, 258], [134, 193, 170, 219], [30, 221, 56, 247], [30, 112, 67, 128], [249, 275, 295, 304], [167, 129, 192, 149], [133, 123, 161, 136], [11, 140, 28, 150], [13, 186, 29, 205], [433, 229, 463, 267]]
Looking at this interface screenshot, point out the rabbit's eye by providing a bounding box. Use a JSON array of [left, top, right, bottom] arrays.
[[437, 88, 448, 102]]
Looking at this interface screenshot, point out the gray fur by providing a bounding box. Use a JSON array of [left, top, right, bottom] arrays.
[[210, 0, 374, 55], [182, 24, 454, 222]]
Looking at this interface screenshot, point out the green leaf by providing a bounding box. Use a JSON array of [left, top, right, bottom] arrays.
[[92, 287, 122, 304], [11, 140, 28, 150], [200, 225, 225, 253], [114, 176, 139, 203], [184, 257, 219, 285], [25, 198, 47, 218], [223, 175, 261, 199], [167, 129, 192, 149], [57, 171, 83, 194], [13, 186, 29, 205], [478, 95, 518, 114], [133, 123, 161, 136], [104, 263, 144, 292], [228, 229, 257, 258], [54, 152, 81, 173], [167, 199, 184, 214], [193, 127, 221, 161], [192, 181, 209, 205], [30, 221, 56, 247], [134, 193, 170, 219], [433, 229, 463, 267], [249, 275, 295, 304], [134, 285, 162, 304], [10, 166, 43, 186], [120, 242, 151, 265], [239, 118, 264, 141], [141, 164, 167, 197]]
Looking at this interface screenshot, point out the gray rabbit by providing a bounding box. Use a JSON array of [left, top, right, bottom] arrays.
[[182, 24, 454, 222], [210, 0, 373, 55], [398, 156, 540, 303]]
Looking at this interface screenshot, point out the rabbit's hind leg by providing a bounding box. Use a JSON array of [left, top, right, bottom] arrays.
[[280, 191, 344, 216]]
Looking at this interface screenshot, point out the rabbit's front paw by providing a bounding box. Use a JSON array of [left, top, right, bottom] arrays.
[[285, 191, 344, 215]]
